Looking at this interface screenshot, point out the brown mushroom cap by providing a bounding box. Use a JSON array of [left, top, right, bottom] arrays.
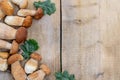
[[16, 27, 27, 44], [40, 64, 51, 75], [22, 16, 32, 28], [30, 53, 42, 61], [10, 40, 19, 54], [0, 0, 14, 15], [8, 54, 23, 65], [34, 8, 44, 20]]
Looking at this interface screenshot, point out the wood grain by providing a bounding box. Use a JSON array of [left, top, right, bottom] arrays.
[[62, 0, 120, 80], [27, 0, 60, 80]]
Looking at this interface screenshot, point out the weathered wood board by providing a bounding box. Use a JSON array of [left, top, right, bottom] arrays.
[[0, 0, 60, 80], [62, 0, 120, 80]]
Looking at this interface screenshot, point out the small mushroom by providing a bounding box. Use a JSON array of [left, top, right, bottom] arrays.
[[0, 9, 5, 20], [27, 64, 51, 80], [0, 57, 8, 71], [0, 40, 19, 54], [25, 53, 42, 74], [0, 52, 9, 59], [5, 16, 32, 28], [0, 0, 14, 15], [17, 8, 44, 19], [11, 0, 28, 9], [0, 23, 27, 43], [11, 61, 27, 80], [7, 54, 23, 65]]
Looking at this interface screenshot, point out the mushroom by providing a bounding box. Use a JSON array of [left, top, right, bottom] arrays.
[[0, 40, 19, 54], [17, 8, 44, 19], [11, 61, 27, 80], [0, 57, 8, 71], [7, 54, 23, 65], [0, 9, 5, 20], [11, 0, 28, 9], [27, 64, 51, 80], [0, 23, 27, 43], [0, 0, 14, 15], [0, 52, 9, 59], [4, 16, 32, 28], [25, 53, 42, 74]]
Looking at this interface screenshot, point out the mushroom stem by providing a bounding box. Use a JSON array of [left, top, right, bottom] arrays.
[[5, 16, 32, 28], [11, 61, 27, 80], [17, 8, 44, 20], [0, 23, 27, 43], [0, 40, 19, 54], [12, 0, 28, 9], [0, 58, 8, 71]]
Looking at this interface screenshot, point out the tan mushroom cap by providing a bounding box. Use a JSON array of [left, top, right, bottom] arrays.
[[30, 53, 42, 61], [0, 52, 9, 59], [22, 16, 32, 28], [8, 54, 23, 65], [16, 27, 27, 43], [40, 64, 51, 75], [34, 8, 44, 20], [0, 0, 14, 15], [10, 40, 19, 54]]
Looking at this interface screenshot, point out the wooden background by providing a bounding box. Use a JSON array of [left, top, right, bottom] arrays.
[[1, 0, 120, 80]]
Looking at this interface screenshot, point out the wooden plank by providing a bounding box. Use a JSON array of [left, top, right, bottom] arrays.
[[62, 0, 120, 80], [27, 0, 60, 80]]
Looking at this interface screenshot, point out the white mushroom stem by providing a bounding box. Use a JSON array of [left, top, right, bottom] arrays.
[[0, 58, 8, 71], [12, 0, 28, 9], [17, 9, 37, 17], [25, 58, 38, 74], [0, 39, 12, 49], [0, 23, 16, 39], [5, 16, 25, 26]]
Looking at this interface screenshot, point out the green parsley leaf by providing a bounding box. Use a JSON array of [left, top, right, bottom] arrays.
[[55, 71, 76, 80], [20, 39, 39, 59], [34, 0, 56, 15]]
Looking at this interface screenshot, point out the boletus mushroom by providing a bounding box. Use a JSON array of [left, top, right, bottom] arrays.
[[11, 61, 27, 80], [0, 9, 5, 20], [11, 0, 28, 9], [0, 0, 14, 15], [4, 16, 32, 28], [0, 40, 19, 54], [25, 53, 42, 74], [17, 8, 44, 20], [0, 23, 27, 43], [0, 57, 8, 71], [27, 64, 51, 80]]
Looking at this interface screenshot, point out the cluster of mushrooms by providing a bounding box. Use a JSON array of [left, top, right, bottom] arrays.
[[0, 0, 52, 80]]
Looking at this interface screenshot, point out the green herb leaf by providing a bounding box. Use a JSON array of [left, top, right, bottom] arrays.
[[34, 0, 56, 15], [20, 39, 39, 59], [55, 71, 76, 80]]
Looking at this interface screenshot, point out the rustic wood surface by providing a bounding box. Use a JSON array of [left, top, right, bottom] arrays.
[[1, 0, 120, 80], [62, 0, 120, 80]]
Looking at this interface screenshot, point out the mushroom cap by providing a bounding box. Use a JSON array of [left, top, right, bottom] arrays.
[[10, 40, 19, 54], [30, 53, 42, 61], [40, 64, 51, 75], [34, 8, 44, 20], [0, 52, 9, 59], [16, 27, 27, 43], [0, 0, 14, 15], [8, 54, 23, 65], [22, 16, 32, 28]]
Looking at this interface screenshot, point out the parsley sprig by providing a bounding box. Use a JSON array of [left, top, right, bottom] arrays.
[[20, 39, 39, 59], [55, 71, 75, 80], [34, 0, 56, 15]]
